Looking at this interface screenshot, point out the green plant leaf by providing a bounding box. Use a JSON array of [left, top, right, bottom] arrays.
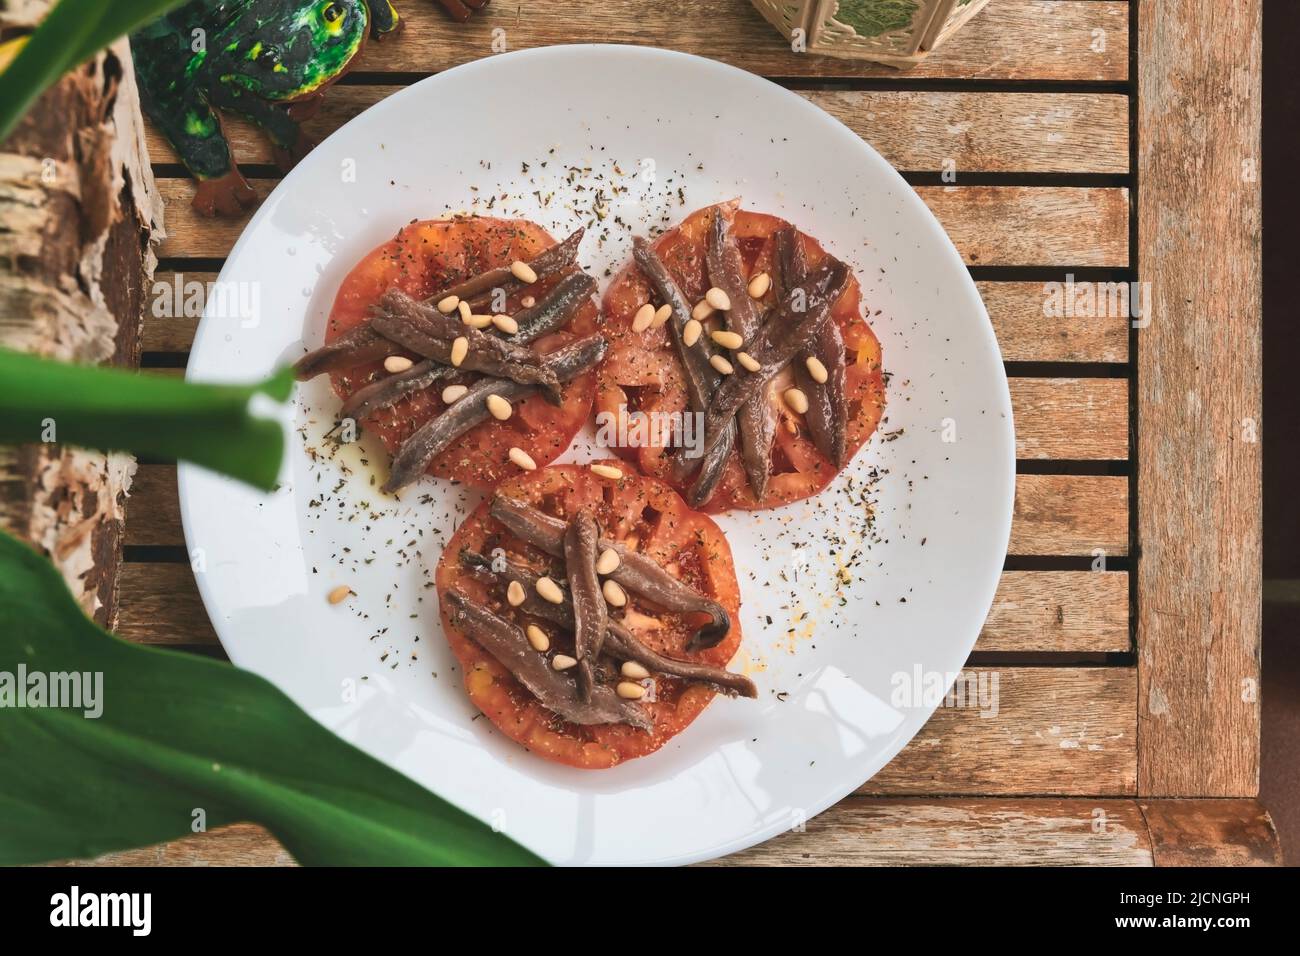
[[0, 528, 546, 866], [0, 0, 185, 143], [0, 348, 292, 490]]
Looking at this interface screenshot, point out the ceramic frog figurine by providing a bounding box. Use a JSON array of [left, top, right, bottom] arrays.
[[131, 0, 488, 216]]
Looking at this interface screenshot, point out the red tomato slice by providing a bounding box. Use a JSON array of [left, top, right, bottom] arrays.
[[597, 203, 886, 513], [435, 464, 744, 770], [325, 217, 599, 490]]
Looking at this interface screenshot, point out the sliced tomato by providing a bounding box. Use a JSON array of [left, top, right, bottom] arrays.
[[325, 216, 599, 489], [435, 464, 743, 770], [597, 203, 886, 513]]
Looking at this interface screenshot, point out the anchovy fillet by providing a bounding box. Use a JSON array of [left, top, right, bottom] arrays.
[[564, 509, 606, 702], [293, 323, 394, 380], [488, 494, 732, 649], [708, 210, 776, 500], [339, 359, 456, 421], [459, 550, 755, 697], [435, 227, 585, 309], [382, 335, 607, 493], [776, 227, 848, 466], [444, 590, 651, 730], [631, 236, 736, 506]]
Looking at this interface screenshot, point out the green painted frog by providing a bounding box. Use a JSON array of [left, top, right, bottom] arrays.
[[131, 0, 488, 217]]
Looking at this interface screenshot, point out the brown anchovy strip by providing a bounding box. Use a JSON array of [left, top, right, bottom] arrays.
[[488, 494, 732, 649], [383, 334, 608, 492], [459, 550, 756, 697], [708, 210, 777, 500], [292, 323, 395, 380], [444, 590, 651, 730], [510, 271, 597, 342], [373, 289, 560, 400], [563, 509, 606, 702], [631, 236, 736, 506], [437, 227, 585, 310], [695, 260, 850, 466], [776, 228, 848, 466], [339, 359, 456, 421]]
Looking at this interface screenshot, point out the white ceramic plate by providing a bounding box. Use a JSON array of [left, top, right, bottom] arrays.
[[179, 45, 1013, 865]]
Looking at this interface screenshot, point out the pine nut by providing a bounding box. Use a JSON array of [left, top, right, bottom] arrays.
[[327, 585, 353, 605], [709, 354, 734, 375], [437, 295, 460, 314], [736, 351, 761, 372], [692, 299, 714, 322], [486, 393, 512, 420], [616, 681, 646, 700], [652, 304, 672, 328], [441, 384, 469, 404], [784, 387, 810, 414], [705, 286, 731, 311], [457, 300, 472, 323], [747, 272, 771, 299], [632, 303, 656, 333], [536, 576, 565, 604], [506, 580, 526, 607], [450, 336, 469, 367], [508, 446, 536, 471], [384, 355, 414, 373], [602, 578, 627, 607], [595, 547, 621, 575], [492, 314, 519, 334], [520, 295, 536, 308], [464, 313, 493, 329], [621, 661, 651, 680], [551, 654, 578, 671], [682, 318, 703, 347], [805, 355, 829, 383], [710, 330, 743, 350], [510, 260, 538, 284], [590, 463, 623, 480], [526, 624, 550, 652]]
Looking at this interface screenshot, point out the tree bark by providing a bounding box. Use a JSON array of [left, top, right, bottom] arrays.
[[0, 1, 164, 627]]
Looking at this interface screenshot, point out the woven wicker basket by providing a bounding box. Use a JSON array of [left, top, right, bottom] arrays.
[[750, 0, 992, 68]]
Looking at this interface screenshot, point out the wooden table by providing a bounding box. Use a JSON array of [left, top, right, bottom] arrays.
[[99, 0, 1277, 865]]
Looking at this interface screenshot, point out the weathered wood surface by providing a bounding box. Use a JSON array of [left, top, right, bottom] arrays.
[[64, 797, 1281, 868], [346, 0, 1129, 82], [115, 563, 1129, 654], [1012, 378, 1128, 460], [147, 87, 1130, 175], [1140, 799, 1282, 866], [0, 22, 163, 627], [142, 274, 1131, 365], [864, 667, 1136, 796], [1135, 0, 1261, 796], [154, 179, 1128, 267], [122, 465, 1128, 556]]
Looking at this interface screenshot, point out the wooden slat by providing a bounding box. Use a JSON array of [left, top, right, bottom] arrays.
[[143, 274, 1132, 363], [148, 88, 1130, 175], [1136, 0, 1261, 796], [866, 667, 1135, 795], [56, 798, 1285, 867], [154, 179, 1128, 267], [977, 570, 1128, 652], [116, 563, 1129, 654], [126, 465, 1127, 556], [1011, 474, 1127, 556], [977, 281, 1129, 363], [353, 1, 1129, 82], [716, 798, 1155, 866], [1012, 378, 1128, 460], [1139, 799, 1282, 866]]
